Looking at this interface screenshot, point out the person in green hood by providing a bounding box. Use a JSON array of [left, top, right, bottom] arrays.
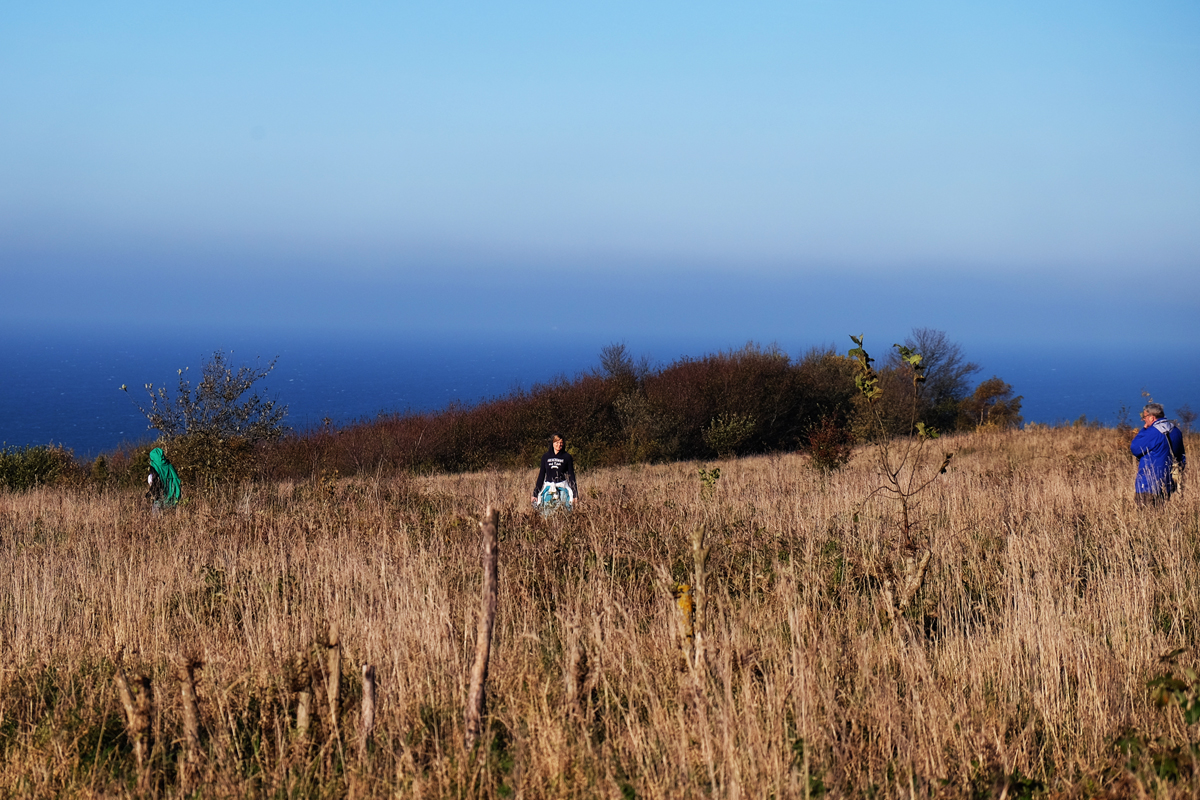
[[147, 447, 182, 509]]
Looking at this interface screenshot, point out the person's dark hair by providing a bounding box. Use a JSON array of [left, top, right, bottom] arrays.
[[550, 433, 564, 443]]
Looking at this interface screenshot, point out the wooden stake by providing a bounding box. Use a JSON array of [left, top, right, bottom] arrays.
[[673, 583, 695, 663], [563, 613, 583, 718], [290, 651, 313, 740], [464, 506, 500, 750], [178, 658, 202, 786], [114, 664, 153, 779], [326, 623, 342, 734], [691, 526, 710, 672], [360, 663, 376, 763], [296, 690, 312, 738]]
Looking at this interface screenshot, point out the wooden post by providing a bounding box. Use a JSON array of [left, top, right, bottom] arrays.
[[326, 623, 342, 734], [291, 652, 313, 741], [360, 663, 376, 763], [114, 665, 153, 781], [690, 527, 710, 672], [563, 613, 583, 719], [464, 506, 500, 750], [673, 583, 695, 662], [178, 658, 202, 787], [296, 689, 312, 739]]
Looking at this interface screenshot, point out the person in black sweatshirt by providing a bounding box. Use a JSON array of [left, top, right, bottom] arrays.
[[530, 433, 579, 508]]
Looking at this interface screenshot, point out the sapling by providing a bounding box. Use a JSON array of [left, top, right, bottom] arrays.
[[848, 335, 953, 619]]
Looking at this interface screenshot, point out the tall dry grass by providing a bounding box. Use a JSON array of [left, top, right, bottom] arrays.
[[0, 426, 1197, 797]]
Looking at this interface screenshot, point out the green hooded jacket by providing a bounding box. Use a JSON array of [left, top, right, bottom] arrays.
[[149, 448, 182, 506]]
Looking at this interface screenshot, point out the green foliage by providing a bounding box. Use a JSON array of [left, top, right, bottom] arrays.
[[127, 350, 288, 485], [168, 431, 255, 488], [702, 412, 757, 457], [850, 335, 926, 441], [788, 737, 828, 797], [89, 455, 109, 484], [848, 335, 880, 401], [892, 343, 927, 387], [614, 390, 668, 463], [0, 444, 75, 492], [853, 329, 987, 439], [644, 342, 812, 461], [967, 764, 1044, 799], [698, 466, 721, 498], [125, 445, 155, 488], [1149, 653, 1200, 725]]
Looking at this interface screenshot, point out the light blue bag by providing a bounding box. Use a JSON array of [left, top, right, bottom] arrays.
[[537, 480, 574, 515]]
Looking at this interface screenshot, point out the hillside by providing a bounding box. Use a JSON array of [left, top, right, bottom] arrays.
[[0, 425, 1196, 797]]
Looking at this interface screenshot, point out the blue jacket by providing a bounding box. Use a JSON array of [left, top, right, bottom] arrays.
[[1131, 419, 1186, 495]]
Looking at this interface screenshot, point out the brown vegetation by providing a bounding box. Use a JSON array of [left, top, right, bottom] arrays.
[[1, 425, 1198, 796], [250, 339, 1014, 482], [2, 334, 1014, 493], [254, 343, 862, 479]]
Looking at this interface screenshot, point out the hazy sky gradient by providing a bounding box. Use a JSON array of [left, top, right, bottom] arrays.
[[3, 1, 1198, 345]]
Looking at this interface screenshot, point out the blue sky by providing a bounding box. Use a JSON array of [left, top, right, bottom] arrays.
[[3, 1, 1198, 349]]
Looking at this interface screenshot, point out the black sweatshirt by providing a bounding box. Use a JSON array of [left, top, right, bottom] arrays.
[[533, 448, 578, 496]]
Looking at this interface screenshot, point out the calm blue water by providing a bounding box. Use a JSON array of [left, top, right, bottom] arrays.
[[2, 324, 1197, 457], [0, 326, 607, 456]]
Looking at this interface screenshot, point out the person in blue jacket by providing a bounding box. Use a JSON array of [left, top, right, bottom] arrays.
[[1130, 402, 1186, 506]]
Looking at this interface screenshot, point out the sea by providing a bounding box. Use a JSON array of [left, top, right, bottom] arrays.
[[3, 324, 1198, 458]]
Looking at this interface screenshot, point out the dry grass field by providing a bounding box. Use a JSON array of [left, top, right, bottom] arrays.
[[1, 425, 1198, 798]]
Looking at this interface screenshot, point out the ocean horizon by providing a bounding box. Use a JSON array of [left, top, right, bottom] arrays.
[[3, 323, 1197, 458]]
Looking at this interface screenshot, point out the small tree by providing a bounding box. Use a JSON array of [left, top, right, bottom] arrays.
[[126, 350, 288, 485], [702, 412, 757, 458], [958, 377, 1023, 430], [849, 335, 952, 548], [598, 342, 650, 383], [892, 328, 980, 431], [1177, 404, 1196, 434], [807, 413, 853, 473], [848, 335, 953, 621]]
